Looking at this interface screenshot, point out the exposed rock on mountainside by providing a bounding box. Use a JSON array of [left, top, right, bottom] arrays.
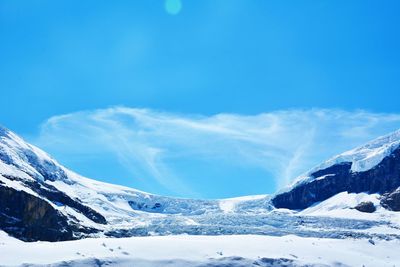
[[381, 187, 400, 211], [0, 185, 75, 241], [3, 175, 107, 225]]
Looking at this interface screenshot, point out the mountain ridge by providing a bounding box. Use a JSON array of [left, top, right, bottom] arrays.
[[272, 130, 400, 210], [1, 125, 400, 242]]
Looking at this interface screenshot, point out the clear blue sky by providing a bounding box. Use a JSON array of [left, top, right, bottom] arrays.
[[1, 1, 400, 198]]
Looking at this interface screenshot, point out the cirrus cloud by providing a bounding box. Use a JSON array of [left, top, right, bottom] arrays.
[[33, 107, 400, 197]]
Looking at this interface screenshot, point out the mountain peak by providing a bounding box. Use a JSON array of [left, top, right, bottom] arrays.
[[0, 126, 68, 183]]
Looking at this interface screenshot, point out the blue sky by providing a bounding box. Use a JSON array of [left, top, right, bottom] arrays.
[[1, 1, 400, 198]]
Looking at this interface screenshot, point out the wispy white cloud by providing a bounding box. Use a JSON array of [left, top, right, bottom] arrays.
[[35, 107, 400, 196]]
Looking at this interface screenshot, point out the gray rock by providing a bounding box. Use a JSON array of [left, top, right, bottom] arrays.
[[354, 201, 376, 213]]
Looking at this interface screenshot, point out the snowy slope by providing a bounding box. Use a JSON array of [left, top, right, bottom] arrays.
[[1, 230, 399, 267]]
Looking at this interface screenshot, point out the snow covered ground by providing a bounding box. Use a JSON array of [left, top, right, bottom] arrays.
[[1, 231, 399, 267]]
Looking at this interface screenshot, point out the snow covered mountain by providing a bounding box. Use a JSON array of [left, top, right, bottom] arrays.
[[0, 126, 272, 241], [272, 130, 400, 210], [2, 126, 400, 266], [1, 125, 400, 246]]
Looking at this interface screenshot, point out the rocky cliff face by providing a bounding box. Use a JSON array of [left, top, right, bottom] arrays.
[[0, 184, 74, 241], [272, 147, 400, 210], [381, 187, 400, 211], [0, 179, 103, 242], [3, 175, 107, 225]]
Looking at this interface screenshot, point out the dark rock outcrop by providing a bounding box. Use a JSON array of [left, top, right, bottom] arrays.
[[3, 175, 107, 225], [381, 187, 400, 211], [0, 185, 74, 241], [354, 201, 376, 213], [0, 184, 100, 242], [272, 147, 400, 210]]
